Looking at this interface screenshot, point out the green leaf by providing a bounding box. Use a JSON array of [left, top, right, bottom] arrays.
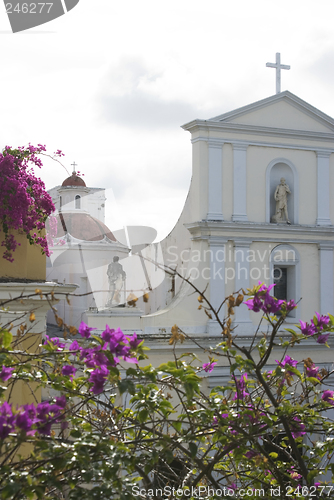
[[286, 365, 302, 379], [70, 429, 82, 438], [1, 483, 21, 499], [285, 328, 297, 335], [118, 379, 135, 395], [138, 409, 149, 423], [189, 442, 197, 457], [37, 440, 51, 451], [126, 367, 138, 376], [108, 366, 120, 377], [173, 421, 182, 433], [2, 330, 12, 349], [184, 381, 197, 400], [307, 469, 318, 482], [306, 377, 320, 385]]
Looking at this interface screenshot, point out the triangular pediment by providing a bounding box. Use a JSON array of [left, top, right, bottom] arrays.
[[208, 91, 334, 134]]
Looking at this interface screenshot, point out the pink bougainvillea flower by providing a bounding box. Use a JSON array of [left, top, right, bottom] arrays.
[[244, 450, 258, 459], [322, 390, 334, 405], [203, 361, 217, 373], [233, 373, 249, 400], [285, 299, 297, 311], [43, 336, 65, 350], [306, 364, 321, 380], [127, 332, 141, 349], [262, 292, 283, 314], [311, 312, 330, 330], [245, 295, 263, 312], [246, 282, 298, 316], [245, 282, 284, 314], [275, 356, 298, 376], [290, 416, 306, 438], [55, 396, 66, 408], [299, 320, 316, 336], [0, 365, 14, 382], [0, 145, 56, 261], [0, 398, 67, 439], [0, 402, 15, 439], [69, 339, 80, 351], [316, 333, 330, 344], [89, 366, 109, 395], [78, 321, 96, 339], [61, 365, 76, 378], [101, 325, 115, 342], [288, 466, 302, 480]]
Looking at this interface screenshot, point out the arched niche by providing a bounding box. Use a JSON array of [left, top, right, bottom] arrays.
[[266, 158, 299, 224]]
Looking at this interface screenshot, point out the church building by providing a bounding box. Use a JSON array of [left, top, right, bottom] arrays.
[[46, 84, 334, 381], [82, 90, 334, 365], [47, 169, 129, 328]]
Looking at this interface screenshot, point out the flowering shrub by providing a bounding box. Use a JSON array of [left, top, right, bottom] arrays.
[[0, 398, 67, 439], [0, 285, 333, 499], [0, 145, 63, 261]]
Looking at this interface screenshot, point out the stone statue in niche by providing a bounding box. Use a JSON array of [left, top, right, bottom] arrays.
[[271, 177, 291, 224], [105, 256, 126, 307]]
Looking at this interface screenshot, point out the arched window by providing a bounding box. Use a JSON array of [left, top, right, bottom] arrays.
[[270, 244, 300, 320], [75, 195, 81, 209], [266, 158, 299, 224]]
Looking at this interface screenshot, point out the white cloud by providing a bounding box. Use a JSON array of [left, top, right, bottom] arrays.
[[97, 57, 200, 129]]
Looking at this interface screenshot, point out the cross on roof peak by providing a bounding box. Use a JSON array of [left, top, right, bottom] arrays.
[[71, 161, 78, 175], [266, 53, 290, 94]]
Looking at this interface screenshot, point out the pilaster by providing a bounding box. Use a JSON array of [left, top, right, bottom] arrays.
[[318, 242, 334, 315], [207, 237, 228, 335], [316, 151, 332, 226], [232, 143, 248, 222], [206, 141, 224, 221], [233, 239, 254, 335]]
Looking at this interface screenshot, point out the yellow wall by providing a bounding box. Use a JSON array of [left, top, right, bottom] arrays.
[[0, 231, 46, 280]]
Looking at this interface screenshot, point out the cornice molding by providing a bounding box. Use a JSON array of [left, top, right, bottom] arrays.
[[185, 220, 334, 242], [58, 186, 90, 193], [234, 239, 252, 248], [318, 241, 334, 250], [316, 150, 332, 158], [207, 236, 228, 247], [208, 139, 223, 148], [190, 135, 334, 152], [232, 142, 249, 151]]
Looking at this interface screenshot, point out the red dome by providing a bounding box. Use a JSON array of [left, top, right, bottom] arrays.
[[62, 172, 86, 187], [57, 213, 116, 242]]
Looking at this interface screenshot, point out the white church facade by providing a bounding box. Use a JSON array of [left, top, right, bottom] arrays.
[[47, 91, 334, 372], [83, 91, 334, 344]]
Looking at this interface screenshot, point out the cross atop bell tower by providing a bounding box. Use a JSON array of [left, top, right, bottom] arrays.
[[71, 161, 78, 174], [266, 52, 290, 94]]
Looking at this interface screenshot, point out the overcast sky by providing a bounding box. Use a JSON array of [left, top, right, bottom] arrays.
[[1, 0, 334, 240]]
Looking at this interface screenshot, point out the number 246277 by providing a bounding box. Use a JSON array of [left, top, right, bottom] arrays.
[[5, 3, 53, 14]]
